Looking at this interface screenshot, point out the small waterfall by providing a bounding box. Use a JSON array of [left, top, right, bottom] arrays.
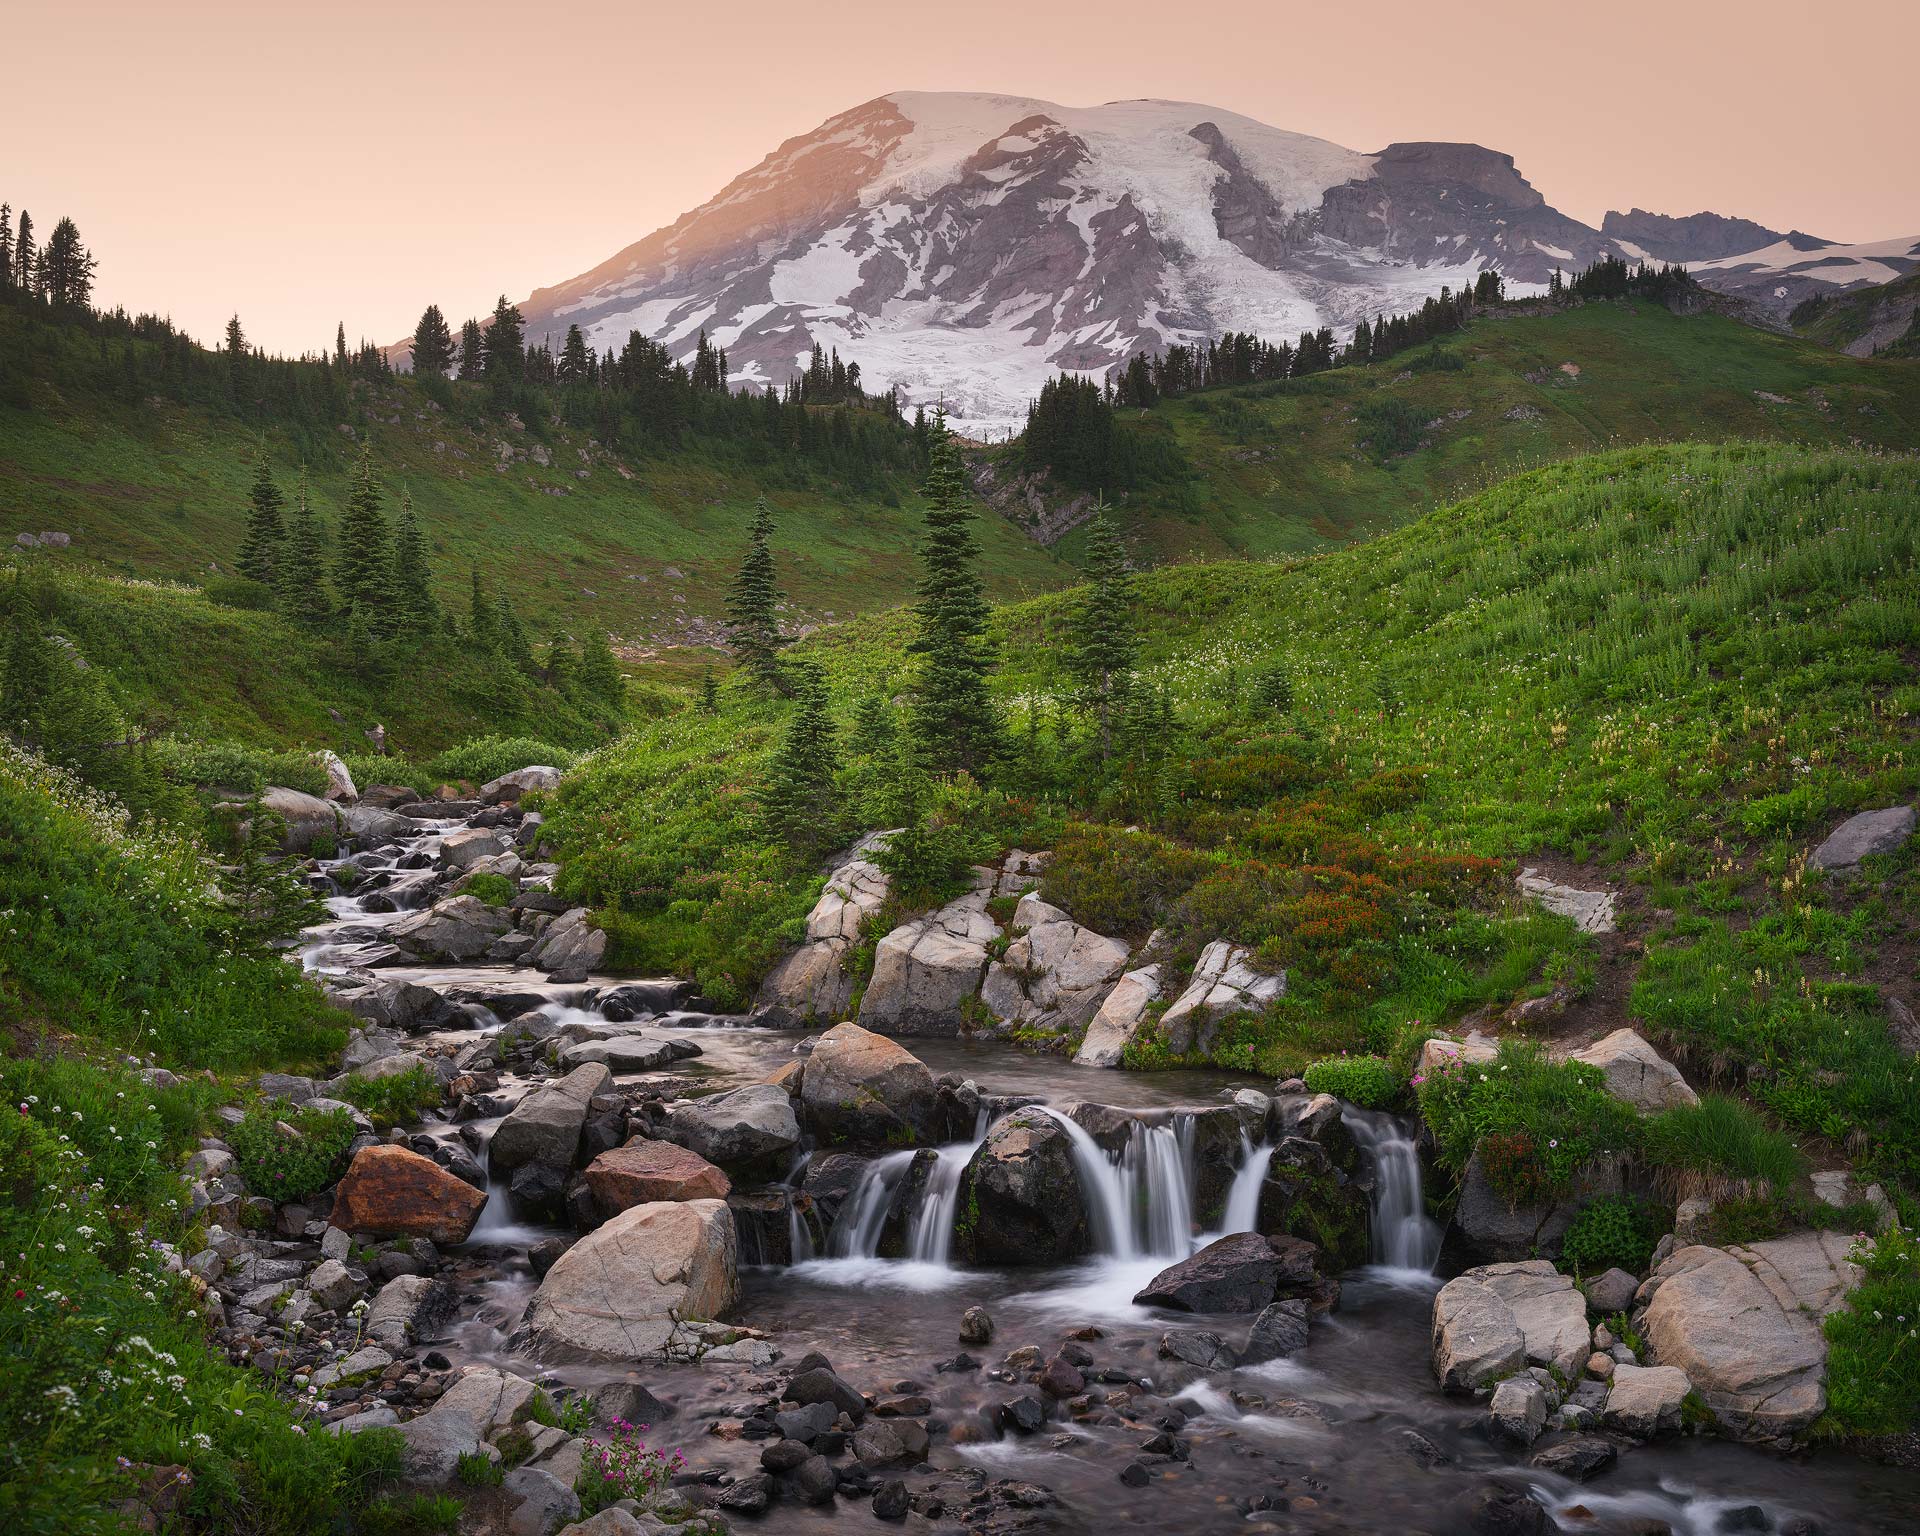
[[1219, 1133, 1275, 1236], [783, 1149, 816, 1263], [827, 1150, 918, 1258], [907, 1110, 990, 1264], [1038, 1107, 1197, 1261], [1342, 1107, 1440, 1273]]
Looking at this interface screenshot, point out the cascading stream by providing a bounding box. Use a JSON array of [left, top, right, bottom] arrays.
[[1219, 1132, 1275, 1237], [827, 1149, 919, 1258], [1036, 1107, 1200, 1261], [1341, 1106, 1440, 1273], [907, 1109, 990, 1264]]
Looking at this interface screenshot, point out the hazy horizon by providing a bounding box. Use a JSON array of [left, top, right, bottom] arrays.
[[13, 0, 1917, 355]]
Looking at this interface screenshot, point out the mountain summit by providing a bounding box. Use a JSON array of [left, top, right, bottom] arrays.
[[509, 91, 1917, 432]]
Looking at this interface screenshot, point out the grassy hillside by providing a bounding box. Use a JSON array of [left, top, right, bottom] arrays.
[[0, 302, 1074, 642], [1081, 301, 1920, 561], [549, 441, 1920, 1203]]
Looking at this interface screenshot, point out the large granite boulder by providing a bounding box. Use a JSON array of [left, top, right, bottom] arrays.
[[799, 1022, 938, 1144], [489, 1063, 612, 1174], [525, 1199, 739, 1360], [584, 1139, 730, 1216], [1073, 964, 1164, 1068], [1461, 1260, 1592, 1381], [317, 749, 358, 802], [958, 1107, 1087, 1265], [390, 895, 514, 962], [530, 908, 606, 984], [328, 976, 450, 1033], [754, 839, 895, 1025], [980, 894, 1129, 1036], [480, 765, 562, 803], [394, 1366, 536, 1485], [858, 886, 1001, 1036], [364, 1273, 453, 1351], [330, 1145, 487, 1245], [1601, 1363, 1691, 1438], [1431, 1274, 1527, 1393], [666, 1084, 801, 1175], [1157, 941, 1284, 1057], [1566, 1028, 1697, 1112], [1809, 806, 1915, 871], [1133, 1233, 1279, 1313], [257, 786, 342, 853], [439, 826, 512, 871], [1639, 1232, 1859, 1442]]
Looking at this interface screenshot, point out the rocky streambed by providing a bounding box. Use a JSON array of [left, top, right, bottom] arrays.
[[172, 777, 1920, 1536]]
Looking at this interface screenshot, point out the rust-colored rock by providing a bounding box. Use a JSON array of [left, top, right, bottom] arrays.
[[329, 1144, 486, 1245], [585, 1137, 731, 1216]]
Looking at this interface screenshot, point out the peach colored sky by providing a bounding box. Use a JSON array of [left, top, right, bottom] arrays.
[[12, 0, 1917, 355]]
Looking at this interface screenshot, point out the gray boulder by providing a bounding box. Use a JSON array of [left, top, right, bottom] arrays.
[[666, 1083, 801, 1174], [531, 908, 607, 984], [1516, 867, 1616, 933], [1601, 1363, 1691, 1438], [439, 826, 512, 870], [1489, 1376, 1548, 1446], [799, 1022, 938, 1143], [1464, 1260, 1593, 1382], [489, 1063, 612, 1174], [1243, 1299, 1310, 1364], [1134, 1232, 1279, 1313], [858, 885, 1001, 1035], [980, 893, 1129, 1036], [1567, 1028, 1697, 1112], [257, 787, 342, 853], [1072, 963, 1164, 1068], [480, 765, 562, 803], [390, 895, 513, 962], [1157, 941, 1284, 1056], [1809, 806, 1915, 870], [1431, 1275, 1527, 1393]]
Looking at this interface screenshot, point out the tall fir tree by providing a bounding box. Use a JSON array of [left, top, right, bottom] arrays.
[[278, 468, 333, 625], [13, 210, 33, 292], [484, 294, 525, 380], [38, 217, 95, 309], [0, 204, 12, 292], [760, 663, 838, 857], [578, 630, 622, 705], [906, 416, 998, 775], [411, 304, 454, 379], [235, 453, 286, 586], [1067, 501, 1136, 761], [333, 447, 394, 623], [387, 489, 437, 631], [458, 318, 485, 380], [724, 497, 784, 688], [334, 321, 348, 367], [467, 571, 498, 650], [494, 592, 536, 675]]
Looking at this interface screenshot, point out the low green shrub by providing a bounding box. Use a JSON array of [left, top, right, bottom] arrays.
[[335, 1067, 443, 1131], [1417, 1040, 1641, 1201], [1560, 1195, 1664, 1277], [1644, 1094, 1806, 1198], [1823, 1224, 1920, 1437], [1039, 822, 1209, 940], [455, 1451, 502, 1488], [228, 1102, 357, 1201], [425, 735, 577, 785], [464, 872, 516, 907], [1302, 1053, 1399, 1108]]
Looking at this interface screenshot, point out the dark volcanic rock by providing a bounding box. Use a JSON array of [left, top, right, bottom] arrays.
[[1529, 1435, 1617, 1482], [1134, 1232, 1278, 1313], [959, 1106, 1088, 1265]]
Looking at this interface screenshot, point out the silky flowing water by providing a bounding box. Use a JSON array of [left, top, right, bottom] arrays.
[[296, 820, 1920, 1534]]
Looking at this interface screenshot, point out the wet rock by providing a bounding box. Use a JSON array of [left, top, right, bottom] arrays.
[[799, 1022, 939, 1143], [873, 1478, 910, 1520], [1156, 940, 1285, 1057], [1119, 1461, 1151, 1487], [1451, 1149, 1619, 1263], [1037, 1356, 1085, 1398], [390, 894, 513, 962], [364, 1274, 452, 1351], [666, 1083, 801, 1176], [1809, 806, 1915, 870], [1601, 1363, 1691, 1438], [786, 1366, 867, 1421], [1444, 1479, 1547, 1535], [1134, 1232, 1278, 1313], [717, 1472, 772, 1513], [1243, 1299, 1310, 1364], [959, 1106, 1088, 1264], [1464, 1260, 1593, 1382], [960, 1305, 995, 1345], [1488, 1377, 1548, 1446], [530, 908, 607, 984], [776, 1401, 836, 1442], [1568, 1029, 1698, 1113], [1432, 1276, 1527, 1393], [330, 1145, 487, 1245], [557, 1036, 692, 1073], [584, 1138, 730, 1216], [598, 980, 690, 1021], [1398, 1427, 1451, 1467], [491, 1063, 613, 1175], [1528, 1435, 1617, 1481], [1158, 1328, 1237, 1370], [525, 1199, 738, 1360], [1639, 1233, 1856, 1441], [995, 1393, 1047, 1434], [791, 1455, 838, 1505], [851, 1419, 917, 1465], [762, 1439, 811, 1471]]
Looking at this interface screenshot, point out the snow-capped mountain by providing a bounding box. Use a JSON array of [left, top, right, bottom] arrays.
[[508, 92, 1919, 434]]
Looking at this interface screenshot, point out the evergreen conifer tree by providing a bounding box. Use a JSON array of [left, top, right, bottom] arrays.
[[698, 669, 720, 714], [906, 417, 998, 775], [458, 319, 485, 379], [0, 205, 12, 292], [484, 295, 525, 380], [544, 632, 576, 691], [38, 217, 95, 309], [724, 497, 784, 688], [387, 489, 437, 631], [578, 630, 622, 705], [334, 447, 394, 623], [467, 571, 498, 650], [278, 468, 333, 625], [236, 453, 286, 586], [411, 304, 455, 378], [335, 322, 349, 367], [1067, 501, 1136, 760], [760, 664, 838, 857], [495, 593, 535, 674], [13, 211, 33, 292]]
